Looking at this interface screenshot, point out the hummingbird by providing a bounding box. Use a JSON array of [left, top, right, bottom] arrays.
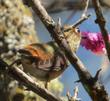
[[17, 26, 81, 88]]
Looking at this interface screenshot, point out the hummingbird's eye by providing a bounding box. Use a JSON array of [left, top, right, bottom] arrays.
[[75, 28, 80, 33]]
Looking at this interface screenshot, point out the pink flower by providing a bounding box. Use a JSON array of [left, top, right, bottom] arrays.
[[81, 32, 109, 55]]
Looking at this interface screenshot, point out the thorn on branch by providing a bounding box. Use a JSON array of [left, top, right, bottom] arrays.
[[74, 79, 81, 83], [94, 69, 102, 82], [57, 17, 62, 27]]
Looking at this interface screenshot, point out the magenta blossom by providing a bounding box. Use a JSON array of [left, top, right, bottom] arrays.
[[81, 32, 110, 55]]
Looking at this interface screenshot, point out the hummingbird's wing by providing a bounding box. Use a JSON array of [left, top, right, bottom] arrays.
[[18, 43, 53, 60], [18, 43, 67, 72], [37, 54, 67, 72]]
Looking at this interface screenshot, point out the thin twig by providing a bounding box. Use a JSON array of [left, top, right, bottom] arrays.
[[64, 14, 90, 32], [92, 0, 110, 61], [0, 59, 62, 101], [72, 14, 90, 28], [83, 0, 90, 16], [67, 86, 81, 101], [72, 0, 90, 27], [28, 0, 109, 100], [64, 0, 90, 30]]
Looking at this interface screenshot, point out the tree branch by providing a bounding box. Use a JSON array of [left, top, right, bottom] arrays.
[[0, 59, 62, 101], [27, 0, 109, 100], [92, 0, 110, 61], [23, 0, 109, 14]]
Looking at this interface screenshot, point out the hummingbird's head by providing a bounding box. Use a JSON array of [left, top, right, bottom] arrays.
[[63, 26, 81, 52]]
